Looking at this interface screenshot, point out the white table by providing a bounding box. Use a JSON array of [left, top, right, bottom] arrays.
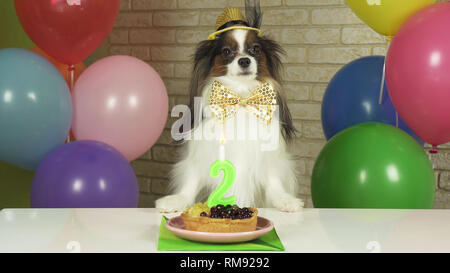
[[0, 208, 449, 253]]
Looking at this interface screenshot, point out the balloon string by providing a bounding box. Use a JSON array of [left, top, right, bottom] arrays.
[[66, 64, 75, 144], [378, 39, 391, 105], [429, 145, 438, 154], [395, 111, 398, 128], [428, 149, 436, 171], [378, 58, 386, 104], [69, 64, 75, 91]]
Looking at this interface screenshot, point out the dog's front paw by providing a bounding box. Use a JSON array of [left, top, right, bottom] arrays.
[[155, 194, 191, 213], [272, 194, 304, 212]]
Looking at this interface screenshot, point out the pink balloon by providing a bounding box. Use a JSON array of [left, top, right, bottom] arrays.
[[386, 2, 450, 146], [72, 56, 168, 161]]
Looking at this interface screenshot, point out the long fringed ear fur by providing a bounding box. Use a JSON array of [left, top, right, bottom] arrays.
[[277, 92, 297, 142], [245, 0, 263, 29], [258, 37, 285, 83], [257, 38, 297, 142], [189, 40, 218, 127]]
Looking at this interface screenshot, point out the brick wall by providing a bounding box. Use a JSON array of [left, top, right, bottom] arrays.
[[108, 0, 450, 208]]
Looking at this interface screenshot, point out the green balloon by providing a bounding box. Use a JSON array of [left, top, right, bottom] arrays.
[[0, 161, 33, 209], [0, 0, 35, 49], [312, 122, 435, 209]]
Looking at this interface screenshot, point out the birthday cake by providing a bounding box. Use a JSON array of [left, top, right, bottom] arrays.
[[181, 202, 258, 233]]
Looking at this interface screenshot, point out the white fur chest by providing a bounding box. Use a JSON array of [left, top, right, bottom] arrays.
[[185, 77, 285, 206]]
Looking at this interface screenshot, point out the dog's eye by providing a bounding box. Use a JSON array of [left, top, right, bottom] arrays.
[[249, 44, 261, 55], [222, 48, 232, 57]]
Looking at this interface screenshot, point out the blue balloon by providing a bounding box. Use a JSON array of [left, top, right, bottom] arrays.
[[0, 48, 72, 170], [321, 56, 424, 145]]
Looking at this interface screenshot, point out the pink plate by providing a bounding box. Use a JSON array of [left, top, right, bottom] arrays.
[[166, 216, 274, 243]]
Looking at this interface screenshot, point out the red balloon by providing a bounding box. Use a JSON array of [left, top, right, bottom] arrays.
[[15, 0, 119, 65], [386, 2, 450, 147]]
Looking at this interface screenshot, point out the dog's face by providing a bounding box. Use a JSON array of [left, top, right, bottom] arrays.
[[191, 28, 284, 83], [212, 29, 261, 79]]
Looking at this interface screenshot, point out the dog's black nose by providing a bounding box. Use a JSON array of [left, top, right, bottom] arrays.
[[238, 57, 251, 68]]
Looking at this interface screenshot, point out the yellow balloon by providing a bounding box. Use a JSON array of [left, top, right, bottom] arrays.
[[346, 0, 436, 37]]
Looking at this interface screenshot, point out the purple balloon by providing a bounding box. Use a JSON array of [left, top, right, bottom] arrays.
[[31, 140, 139, 208]]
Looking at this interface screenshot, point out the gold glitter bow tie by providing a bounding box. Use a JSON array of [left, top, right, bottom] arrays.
[[208, 80, 278, 124]]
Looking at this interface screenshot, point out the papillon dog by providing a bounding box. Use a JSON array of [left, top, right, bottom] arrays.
[[156, 1, 304, 212]]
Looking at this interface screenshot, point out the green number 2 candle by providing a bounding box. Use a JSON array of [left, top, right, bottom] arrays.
[[207, 159, 236, 208]]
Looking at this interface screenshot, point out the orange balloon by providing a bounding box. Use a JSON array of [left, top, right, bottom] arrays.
[[31, 47, 86, 87]]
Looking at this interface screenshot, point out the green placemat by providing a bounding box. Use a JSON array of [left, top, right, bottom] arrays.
[[157, 216, 285, 251]]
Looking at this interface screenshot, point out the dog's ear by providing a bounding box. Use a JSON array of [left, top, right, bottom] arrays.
[[277, 92, 297, 142], [245, 0, 262, 29], [189, 40, 217, 126], [259, 36, 285, 83]]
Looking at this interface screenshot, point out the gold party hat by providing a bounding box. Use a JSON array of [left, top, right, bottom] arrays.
[[215, 8, 246, 30], [207, 7, 262, 40]]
